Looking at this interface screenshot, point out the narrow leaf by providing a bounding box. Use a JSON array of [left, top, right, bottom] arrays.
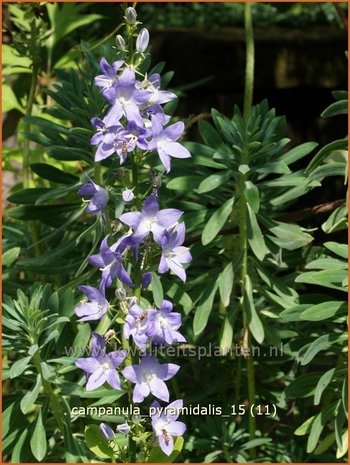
[[202, 197, 234, 246]]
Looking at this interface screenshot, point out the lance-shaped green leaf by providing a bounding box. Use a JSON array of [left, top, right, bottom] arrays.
[[246, 205, 268, 261], [193, 280, 219, 335], [10, 355, 32, 378], [202, 197, 234, 245], [314, 368, 336, 405], [280, 141, 318, 165], [245, 275, 264, 344], [2, 247, 20, 267], [219, 261, 235, 307], [306, 138, 348, 173], [20, 374, 42, 414], [30, 163, 79, 184], [151, 272, 164, 308], [30, 408, 47, 461], [197, 171, 232, 194], [244, 181, 260, 213]]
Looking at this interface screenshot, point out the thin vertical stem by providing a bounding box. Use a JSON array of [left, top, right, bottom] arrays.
[[241, 2, 257, 456], [243, 2, 255, 119]]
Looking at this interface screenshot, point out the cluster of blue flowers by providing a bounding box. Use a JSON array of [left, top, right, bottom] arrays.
[[74, 7, 190, 457]]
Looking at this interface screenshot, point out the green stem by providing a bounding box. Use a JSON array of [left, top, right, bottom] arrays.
[[241, 4, 257, 455], [32, 351, 64, 434], [127, 151, 142, 463], [243, 2, 255, 119], [237, 162, 256, 454], [23, 65, 39, 189]]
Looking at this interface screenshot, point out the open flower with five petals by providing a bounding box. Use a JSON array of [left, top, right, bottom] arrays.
[[75, 333, 126, 391], [122, 355, 179, 403]]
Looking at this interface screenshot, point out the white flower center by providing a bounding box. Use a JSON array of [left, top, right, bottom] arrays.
[[143, 371, 154, 383], [157, 314, 168, 329], [101, 362, 110, 371], [157, 138, 171, 151], [143, 216, 156, 231]]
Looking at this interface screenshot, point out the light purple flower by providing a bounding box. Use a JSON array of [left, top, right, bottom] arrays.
[[158, 222, 192, 282], [119, 194, 182, 244], [88, 235, 133, 289], [123, 303, 154, 349], [122, 188, 134, 203], [104, 67, 149, 127], [122, 355, 179, 403], [117, 422, 130, 435], [151, 400, 186, 456], [75, 333, 126, 391], [90, 117, 124, 162], [75, 285, 108, 322], [147, 300, 186, 345], [148, 117, 191, 172], [78, 178, 109, 215], [138, 74, 176, 107], [136, 28, 149, 53], [100, 423, 114, 440], [94, 58, 123, 102]]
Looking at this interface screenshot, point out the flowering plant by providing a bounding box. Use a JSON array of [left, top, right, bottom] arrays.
[[74, 7, 191, 461]]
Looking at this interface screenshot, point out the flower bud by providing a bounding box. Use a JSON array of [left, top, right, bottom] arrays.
[[115, 288, 127, 301], [136, 28, 149, 53], [141, 272, 152, 289], [125, 7, 137, 25], [117, 422, 130, 435], [115, 34, 126, 51], [100, 423, 114, 440], [122, 188, 134, 203]]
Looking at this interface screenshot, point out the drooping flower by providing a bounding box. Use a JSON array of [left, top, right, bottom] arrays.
[[151, 400, 186, 456], [100, 423, 115, 440], [148, 117, 191, 173], [158, 222, 192, 282], [122, 355, 180, 403], [78, 177, 109, 215], [74, 285, 108, 322], [88, 235, 133, 289], [123, 303, 154, 349], [75, 333, 126, 391], [119, 194, 183, 244], [147, 300, 186, 345]]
